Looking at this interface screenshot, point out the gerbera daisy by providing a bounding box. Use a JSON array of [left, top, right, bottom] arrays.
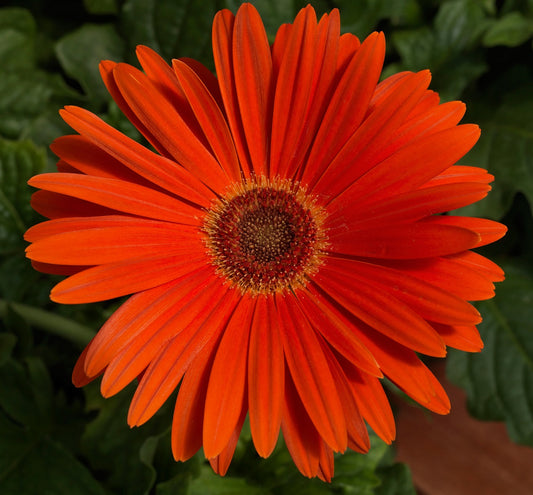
[[25, 3, 506, 481]]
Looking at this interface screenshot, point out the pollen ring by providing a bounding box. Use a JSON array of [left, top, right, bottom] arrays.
[[202, 177, 328, 295]]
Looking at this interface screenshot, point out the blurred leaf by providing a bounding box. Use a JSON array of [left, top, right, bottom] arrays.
[[0, 332, 16, 365], [120, 0, 217, 66], [460, 87, 533, 219], [189, 467, 269, 495], [0, 71, 71, 139], [334, 0, 420, 37], [55, 23, 125, 106], [391, 0, 491, 100], [483, 11, 533, 47], [81, 384, 175, 495], [0, 357, 105, 495], [448, 260, 533, 446], [374, 463, 416, 495], [0, 139, 45, 256], [84, 0, 120, 15], [224, 0, 296, 39], [0, 8, 36, 70]]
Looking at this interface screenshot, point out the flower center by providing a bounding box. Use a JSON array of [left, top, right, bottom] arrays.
[[203, 177, 327, 295]]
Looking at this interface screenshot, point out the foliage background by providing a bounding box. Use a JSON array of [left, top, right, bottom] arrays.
[[1, 0, 532, 493]]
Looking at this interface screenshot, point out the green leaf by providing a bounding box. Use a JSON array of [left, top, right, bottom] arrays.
[[55, 24, 125, 106], [0, 8, 36, 70], [0, 71, 67, 139], [189, 467, 269, 495], [81, 383, 176, 495], [0, 410, 105, 495], [483, 12, 533, 47], [391, 0, 491, 100], [447, 260, 533, 446], [333, 0, 419, 38], [0, 139, 46, 256], [120, 0, 218, 66], [459, 86, 533, 219], [83, 0, 120, 15], [374, 463, 416, 495]]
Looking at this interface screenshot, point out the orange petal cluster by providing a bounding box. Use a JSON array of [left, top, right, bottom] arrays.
[[25, 3, 506, 480]]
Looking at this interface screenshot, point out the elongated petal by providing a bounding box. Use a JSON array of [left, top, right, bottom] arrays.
[[100, 269, 221, 396], [355, 328, 451, 414], [212, 9, 252, 176], [112, 64, 229, 191], [294, 288, 381, 377], [172, 330, 221, 462], [29, 173, 200, 225], [128, 287, 239, 426], [309, 70, 431, 194], [173, 59, 241, 181], [325, 258, 481, 326], [232, 3, 273, 176], [330, 182, 491, 229], [281, 374, 321, 478], [51, 253, 209, 304], [330, 124, 481, 207], [311, 270, 446, 357], [59, 106, 213, 205], [303, 31, 385, 184], [203, 296, 255, 458], [277, 295, 347, 452], [26, 222, 200, 265], [248, 296, 284, 458], [330, 221, 480, 259]]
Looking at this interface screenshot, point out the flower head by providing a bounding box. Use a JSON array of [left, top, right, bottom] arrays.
[[25, 3, 506, 480]]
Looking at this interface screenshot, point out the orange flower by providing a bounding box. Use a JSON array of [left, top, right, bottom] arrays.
[[25, 3, 506, 480]]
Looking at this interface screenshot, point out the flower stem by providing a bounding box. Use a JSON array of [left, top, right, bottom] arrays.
[[0, 299, 94, 348]]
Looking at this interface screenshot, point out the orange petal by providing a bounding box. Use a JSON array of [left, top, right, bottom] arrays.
[[326, 258, 481, 326], [355, 329, 450, 414], [203, 296, 255, 458], [270, 7, 340, 178], [98, 270, 221, 396], [380, 256, 497, 302], [321, 343, 370, 453], [432, 322, 484, 352], [128, 286, 239, 426], [311, 270, 446, 357], [330, 221, 480, 260], [281, 374, 321, 478], [248, 296, 284, 458], [29, 173, 200, 225], [172, 330, 221, 462], [212, 9, 252, 176], [30, 190, 117, 219], [232, 3, 273, 176], [112, 63, 229, 192], [26, 221, 200, 265], [341, 361, 396, 444], [309, 70, 431, 194], [208, 401, 247, 476], [447, 250, 505, 282], [173, 59, 241, 181], [330, 124, 481, 208], [304, 31, 385, 185], [427, 215, 507, 248], [50, 253, 209, 304], [331, 182, 491, 229], [59, 106, 214, 205], [295, 287, 381, 377], [277, 295, 347, 452], [52, 135, 151, 184]]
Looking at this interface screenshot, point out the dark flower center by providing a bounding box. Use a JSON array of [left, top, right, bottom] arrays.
[[203, 178, 327, 294]]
